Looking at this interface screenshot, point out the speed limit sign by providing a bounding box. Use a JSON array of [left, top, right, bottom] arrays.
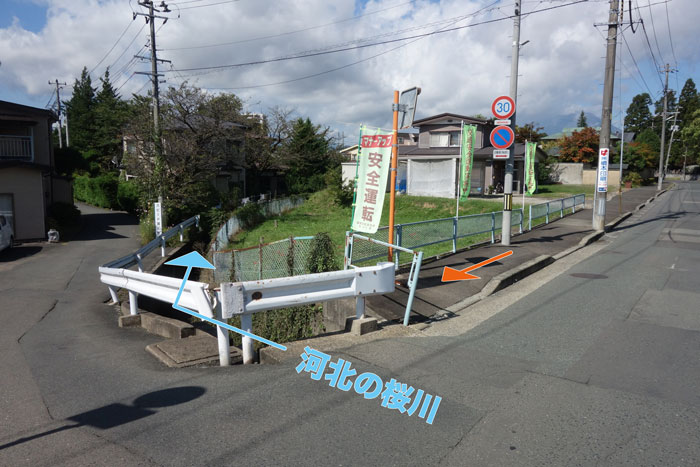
[[491, 96, 515, 119]]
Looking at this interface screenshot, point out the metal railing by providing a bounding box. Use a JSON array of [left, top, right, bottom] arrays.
[[345, 233, 424, 326], [528, 194, 585, 230], [0, 135, 33, 160]]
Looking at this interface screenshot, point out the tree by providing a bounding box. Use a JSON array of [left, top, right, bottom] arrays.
[[653, 89, 677, 140], [64, 67, 96, 154], [557, 127, 598, 163], [243, 106, 293, 192], [93, 69, 129, 170], [624, 93, 653, 134], [515, 122, 547, 143], [681, 109, 700, 165], [283, 118, 337, 193], [678, 78, 700, 132], [577, 111, 588, 127], [635, 128, 660, 153]]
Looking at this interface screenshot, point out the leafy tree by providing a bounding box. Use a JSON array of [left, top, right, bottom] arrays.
[[624, 93, 653, 134], [577, 111, 588, 127], [515, 122, 547, 143], [64, 67, 96, 153], [680, 109, 700, 165], [620, 141, 657, 173], [557, 127, 598, 163], [94, 69, 129, 170], [243, 107, 293, 194], [635, 128, 660, 153], [678, 78, 699, 132], [283, 118, 336, 193]]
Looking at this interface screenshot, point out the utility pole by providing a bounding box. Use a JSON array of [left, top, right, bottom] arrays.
[[592, 0, 619, 231], [49, 79, 66, 148], [64, 111, 70, 147], [135, 1, 171, 209], [657, 63, 671, 190], [663, 107, 679, 175], [501, 0, 520, 246]]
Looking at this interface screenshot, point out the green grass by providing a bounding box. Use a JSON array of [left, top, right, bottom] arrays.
[[530, 184, 594, 198], [229, 189, 505, 254]]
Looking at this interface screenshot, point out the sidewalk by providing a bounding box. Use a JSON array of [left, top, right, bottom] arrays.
[[364, 185, 668, 323]]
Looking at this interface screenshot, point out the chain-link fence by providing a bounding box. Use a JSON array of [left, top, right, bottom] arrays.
[[212, 236, 314, 282]]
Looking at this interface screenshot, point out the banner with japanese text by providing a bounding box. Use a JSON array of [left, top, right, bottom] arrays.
[[351, 126, 393, 234], [525, 141, 537, 195], [459, 124, 477, 201]]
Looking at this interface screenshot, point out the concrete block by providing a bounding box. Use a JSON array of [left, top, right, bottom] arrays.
[[118, 314, 141, 328], [346, 316, 378, 336], [322, 297, 357, 332], [140, 312, 195, 339]]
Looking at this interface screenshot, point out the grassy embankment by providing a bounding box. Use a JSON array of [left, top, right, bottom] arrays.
[[229, 190, 508, 263]]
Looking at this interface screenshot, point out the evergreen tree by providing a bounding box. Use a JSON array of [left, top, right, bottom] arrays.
[[577, 111, 588, 127], [653, 89, 677, 137], [284, 118, 335, 193], [678, 78, 700, 132], [624, 93, 653, 134], [64, 67, 96, 154], [94, 69, 129, 170]]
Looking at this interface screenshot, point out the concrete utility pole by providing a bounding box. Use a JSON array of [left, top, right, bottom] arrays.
[[49, 79, 66, 148], [64, 111, 70, 147], [501, 0, 521, 246], [657, 63, 671, 190], [663, 107, 679, 177], [592, 0, 619, 231]]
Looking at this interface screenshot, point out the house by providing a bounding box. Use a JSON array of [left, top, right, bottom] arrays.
[[0, 100, 72, 241], [398, 113, 547, 198]]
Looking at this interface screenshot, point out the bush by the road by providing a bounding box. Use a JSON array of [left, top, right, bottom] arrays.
[[74, 174, 140, 215]]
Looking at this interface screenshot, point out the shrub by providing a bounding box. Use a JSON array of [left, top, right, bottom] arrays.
[[623, 172, 643, 187], [324, 166, 354, 207], [117, 180, 140, 215], [73, 174, 118, 208], [306, 232, 339, 273], [236, 202, 265, 230]]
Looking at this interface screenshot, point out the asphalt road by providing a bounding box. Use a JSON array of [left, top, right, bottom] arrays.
[[1, 183, 699, 466]]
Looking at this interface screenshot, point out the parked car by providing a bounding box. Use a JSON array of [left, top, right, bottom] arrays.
[[0, 215, 14, 251]]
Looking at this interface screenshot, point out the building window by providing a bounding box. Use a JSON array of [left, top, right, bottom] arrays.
[[429, 131, 461, 147]]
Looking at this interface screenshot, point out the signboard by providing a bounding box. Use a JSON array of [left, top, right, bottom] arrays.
[[490, 125, 515, 149], [351, 127, 393, 233], [459, 124, 477, 200], [597, 148, 609, 193], [491, 95, 515, 119], [398, 87, 421, 129], [494, 119, 511, 126], [493, 149, 510, 159], [525, 142, 537, 195], [154, 202, 163, 237]]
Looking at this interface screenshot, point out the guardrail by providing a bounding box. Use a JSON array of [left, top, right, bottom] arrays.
[[344, 233, 423, 326], [528, 194, 585, 230]]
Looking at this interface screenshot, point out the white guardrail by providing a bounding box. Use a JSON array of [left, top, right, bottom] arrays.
[[99, 215, 396, 366]]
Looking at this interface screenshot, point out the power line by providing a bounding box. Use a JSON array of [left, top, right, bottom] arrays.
[[620, 29, 655, 96], [646, 0, 665, 64], [638, 19, 665, 87], [108, 22, 147, 71], [663, 0, 678, 67], [163, 0, 416, 51], [177, 0, 242, 9], [205, 0, 589, 90], [88, 18, 136, 76]]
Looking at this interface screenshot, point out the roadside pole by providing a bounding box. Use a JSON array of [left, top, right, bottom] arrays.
[[657, 64, 670, 191], [592, 0, 619, 231], [388, 90, 399, 262], [501, 0, 521, 246]]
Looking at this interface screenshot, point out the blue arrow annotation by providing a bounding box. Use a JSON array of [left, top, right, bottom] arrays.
[[165, 251, 287, 351]]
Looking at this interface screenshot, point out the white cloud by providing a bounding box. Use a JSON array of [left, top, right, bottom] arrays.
[[1, 0, 699, 137]]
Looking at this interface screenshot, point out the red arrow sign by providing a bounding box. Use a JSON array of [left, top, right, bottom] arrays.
[[441, 250, 513, 282]]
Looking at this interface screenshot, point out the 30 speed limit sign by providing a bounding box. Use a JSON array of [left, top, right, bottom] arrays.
[[491, 96, 515, 119]]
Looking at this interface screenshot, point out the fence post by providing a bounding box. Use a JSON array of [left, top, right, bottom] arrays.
[[258, 236, 264, 280], [161, 235, 166, 257], [572, 196, 576, 213], [491, 212, 496, 243], [240, 313, 255, 365], [344, 232, 351, 270], [546, 203, 550, 224], [528, 205, 532, 231], [396, 225, 403, 267], [519, 209, 523, 234], [560, 200, 564, 218], [287, 236, 295, 276], [403, 251, 424, 326], [452, 217, 458, 253], [128, 290, 138, 316]]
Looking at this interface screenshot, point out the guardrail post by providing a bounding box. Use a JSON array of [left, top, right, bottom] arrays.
[[179, 226, 184, 242], [161, 236, 166, 257], [491, 212, 496, 243], [528, 205, 532, 231], [108, 286, 119, 304], [546, 203, 550, 225], [136, 253, 144, 272], [241, 313, 255, 365], [215, 307, 230, 367], [560, 200, 564, 218], [356, 296, 365, 319], [572, 196, 576, 213], [452, 217, 458, 253], [519, 209, 523, 234], [128, 290, 138, 315], [403, 251, 424, 326]]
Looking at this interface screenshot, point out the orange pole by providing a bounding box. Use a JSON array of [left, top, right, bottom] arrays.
[[388, 90, 399, 262]]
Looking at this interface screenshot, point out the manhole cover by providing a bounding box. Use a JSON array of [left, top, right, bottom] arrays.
[[569, 273, 608, 279]]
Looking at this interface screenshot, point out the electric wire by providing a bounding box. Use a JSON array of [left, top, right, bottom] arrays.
[[646, 0, 666, 64], [639, 19, 665, 87], [620, 29, 655, 96], [88, 18, 136, 77]]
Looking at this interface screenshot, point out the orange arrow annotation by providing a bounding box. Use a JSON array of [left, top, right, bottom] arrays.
[[441, 250, 514, 282]]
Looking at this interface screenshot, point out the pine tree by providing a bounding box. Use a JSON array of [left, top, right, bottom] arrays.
[[577, 111, 588, 127], [624, 93, 653, 134], [678, 78, 700, 132], [64, 67, 96, 154], [284, 118, 334, 193], [94, 69, 129, 170]]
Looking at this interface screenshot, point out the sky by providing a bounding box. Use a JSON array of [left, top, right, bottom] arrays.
[[1, 0, 699, 141]]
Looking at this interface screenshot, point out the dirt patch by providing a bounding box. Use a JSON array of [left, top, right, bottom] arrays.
[[422, 202, 437, 209]]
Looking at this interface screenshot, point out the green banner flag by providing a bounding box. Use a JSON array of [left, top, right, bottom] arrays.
[[459, 124, 477, 201], [525, 141, 538, 195], [351, 126, 393, 234]]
